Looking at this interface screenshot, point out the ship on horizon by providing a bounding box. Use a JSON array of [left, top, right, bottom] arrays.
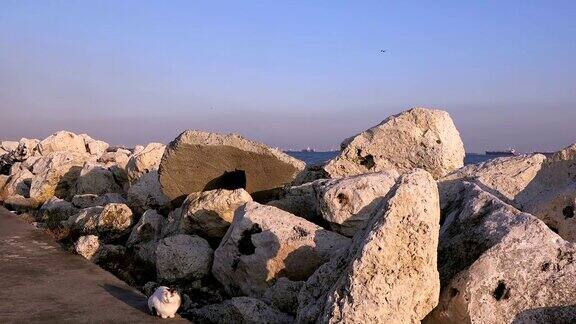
[[485, 148, 517, 156]]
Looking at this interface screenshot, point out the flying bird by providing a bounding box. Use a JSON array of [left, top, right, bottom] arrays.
[[380, 50, 387, 53]]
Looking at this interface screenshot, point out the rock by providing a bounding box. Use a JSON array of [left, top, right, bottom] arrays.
[[99, 148, 131, 168], [126, 171, 169, 214], [317, 170, 399, 236], [262, 277, 304, 315], [270, 171, 399, 237], [37, 197, 79, 228], [440, 154, 546, 203], [1, 167, 33, 199], [425, 215, 576, 324], [159, 130, 305, 203], [71, 193, 126, 209], [0, 140, 18, 153], [74, 235, 100, 261], [159, 206, 183, 238], [0, 175, 8, 195], [436, 181, 532, 285], [29, 152, 91, 203], [513, 156, 576, 241], [212, 202, 350, 297], [190, 297, 294, 324], [126, 142, 165, 183], [127, 209, 163, 247], [14, 138, 40, 160], [67, 203, 134, 240], [38, 131, 87, 154], [292, 164, 330, 186], [75, 162, 122, 195], [156, 234, 213, 282], [296, 169, 440, 324], [133, 145, 145, 155], [549, 142, 576, 162], [323, 108, 465, 179], [80, 134, 109, 157], [176, 189, 252, 241]]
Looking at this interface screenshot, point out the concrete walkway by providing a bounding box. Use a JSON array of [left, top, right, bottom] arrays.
[[0, 207, 188, 323]]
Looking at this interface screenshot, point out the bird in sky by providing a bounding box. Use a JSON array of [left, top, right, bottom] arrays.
[[380, 50, 387, 53]]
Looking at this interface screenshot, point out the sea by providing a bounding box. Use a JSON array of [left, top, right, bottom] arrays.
[[285, 151, 493, 167]]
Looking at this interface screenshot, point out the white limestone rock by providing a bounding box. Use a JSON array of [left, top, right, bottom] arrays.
[[323, 108, 465, 179], [155, 234, 213, 282]]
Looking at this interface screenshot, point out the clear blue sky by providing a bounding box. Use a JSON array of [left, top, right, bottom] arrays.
[[1, 1, 575, 152]]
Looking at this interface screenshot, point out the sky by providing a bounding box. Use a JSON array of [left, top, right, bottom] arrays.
[[1, 1, 575, 153]]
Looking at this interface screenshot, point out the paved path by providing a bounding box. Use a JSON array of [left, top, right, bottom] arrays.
[[0, 206, 188, 323]]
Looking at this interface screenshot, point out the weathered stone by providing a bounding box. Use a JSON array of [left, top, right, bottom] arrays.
[[296, 169, 440, 324], [262, 277, 304, 315], [190, 297, 294, 324], [317, 170, 399, 236], [176, 189, 252, 241], [126, 142, 165, 183], [38, 131, 87, 154], [549, 142, 576, 162], [0, 140, 18, 153], [513, 156, 576, 241], [80, 134, 109, 157], [29, 152, 91, 203], [66, 203, 134, 240], [159, 130, 305, 203], [440, 154, 546, 203], [156, 234, 213, 282], [127, 209, 163, 247], [38, 197, 79, 227], [324, 108, 465, 179], [74, 235, 100, 261], [71, 193, 126, 209], [75, 162, 122, 195], [126, 171, 169, 214], [99, 148, 131, 168], [436, 181, 531, 285], [1, 167, 33, 199], [270, 171, 399, 236], [213, 202, 350, 297], [425, 216, 576, 324]]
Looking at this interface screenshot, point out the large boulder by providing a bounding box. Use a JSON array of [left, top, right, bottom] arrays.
[[0, 167, 33, 199], [79, 134, 109, 157], [172, 188, 253, 241], [126, 171, 169, 214], [296, 169, 440, 324], [323, 108, 464, 179], [317, 170, 399, 236], [75, 162, 122, 195], [38, 131, 87, 154], [426, 215, 576, 324], [155, 234, 213, 282], [159, 130, 305, 203], [66, 203, 134, 240], [126, 142, 165, 183], [212, 202, 350, 298], [127, 209, 164, 265], [269, 171, 399, 237], [440, 154, 546, 203], [190, 297, 294, 324], [513, 153, 576, 241], [29, 152, 91, 203], [436, 181, 532, 285], [37, 197, 79, 227]]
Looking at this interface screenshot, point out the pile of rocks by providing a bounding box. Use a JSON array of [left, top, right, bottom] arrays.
[[2, 107, 575, 323]]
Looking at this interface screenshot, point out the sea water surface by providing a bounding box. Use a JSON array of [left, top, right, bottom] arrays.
[[285, 151, 494, 167]]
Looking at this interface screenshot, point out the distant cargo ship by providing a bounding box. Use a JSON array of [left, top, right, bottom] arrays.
[[301, 147, 316, 152], [485, 149, 517, 156]]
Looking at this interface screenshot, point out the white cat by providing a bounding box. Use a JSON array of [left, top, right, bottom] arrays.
[[148, 286, 181, 319]]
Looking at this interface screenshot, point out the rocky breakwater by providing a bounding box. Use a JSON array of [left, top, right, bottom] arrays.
[[2, 107, 575, 323]]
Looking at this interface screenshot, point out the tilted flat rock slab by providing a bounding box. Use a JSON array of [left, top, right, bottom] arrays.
[[159, 130, 305, 203], [296, 169, 440, 323]]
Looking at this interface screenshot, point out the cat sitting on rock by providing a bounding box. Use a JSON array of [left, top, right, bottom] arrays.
[[148, 286, 181, 319]]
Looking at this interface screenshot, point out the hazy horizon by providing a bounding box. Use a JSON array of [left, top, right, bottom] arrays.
[[1, 1, 575, 153]]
